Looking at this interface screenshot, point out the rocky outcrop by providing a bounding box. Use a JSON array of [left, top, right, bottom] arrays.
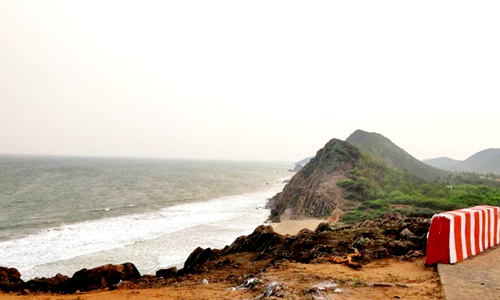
[[71, 262, 141, 291], [179, 213, 430, 274], [268, 139, 361, 221], [25, 273, 71, 293], [224, 225, 285, 254], [0, 263, 141, 294], [0, 267, 24, 292], [156, 267, 177, 278], [180, 247, 222, 274]]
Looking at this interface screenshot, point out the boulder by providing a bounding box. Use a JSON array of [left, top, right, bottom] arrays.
[[71, 262, 141, 291], [0, 266, 24, 292], [155, 267, 177, 278], [180, 247, 220, 274], [25, 273, 71, 293], [399, 228, 417, 239], [225, 225, 284, 254]]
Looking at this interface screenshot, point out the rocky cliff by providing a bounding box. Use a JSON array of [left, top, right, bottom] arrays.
[[268, 139, 362, 221]]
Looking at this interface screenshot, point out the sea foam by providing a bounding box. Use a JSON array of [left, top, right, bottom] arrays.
[[0, 188, 281, 280]]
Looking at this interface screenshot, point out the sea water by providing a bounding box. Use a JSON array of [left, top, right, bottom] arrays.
[[0, 155, 291, 280]]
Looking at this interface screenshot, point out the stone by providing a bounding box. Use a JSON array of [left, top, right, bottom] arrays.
[[155, 267, 177, 278], [375, 247, 389, 258], [25, 273, 71, 293], [180, 247, 220, 274], [71, 262, 141, 291], [264, 281, 288, 297], [0, 266, 24, 292], [109, 280, 136, 290], [399, 228, 417, 239], [237, 277, 258, 290]]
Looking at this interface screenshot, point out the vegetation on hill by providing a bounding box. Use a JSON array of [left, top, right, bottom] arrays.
[[271, 129, 500, 224], [346, 130, 450, 182], [339, 152, 500, 223]]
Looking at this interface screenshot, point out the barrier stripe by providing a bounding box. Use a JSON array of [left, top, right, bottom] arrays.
[[426, 205, 500, 265], [490, 208, 495, 246], [444, 212, 466, 261], [460, 209, 478, 256], [494, 209, 500, 245], [463, 211, 472, 257], [479, 209, 484, 252]]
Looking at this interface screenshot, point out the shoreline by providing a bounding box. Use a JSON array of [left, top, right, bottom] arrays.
[[1, 213, 442, 299]]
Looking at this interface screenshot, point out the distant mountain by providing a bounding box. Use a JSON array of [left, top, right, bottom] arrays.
[[422, 157, 462, 170], [288, 156, 314, 172], [459, 148, 500, 175], [295, 157, 313, 166], [423, 149, 500, 175], [346, 130, 449, 182]]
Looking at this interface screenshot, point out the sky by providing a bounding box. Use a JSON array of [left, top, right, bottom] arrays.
[[1, 1, 499, 162]]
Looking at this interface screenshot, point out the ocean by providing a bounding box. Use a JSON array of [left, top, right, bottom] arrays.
[[0, 155, 291, 280]]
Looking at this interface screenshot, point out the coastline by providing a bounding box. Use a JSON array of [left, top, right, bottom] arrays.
[[1, 213, 443, 299]]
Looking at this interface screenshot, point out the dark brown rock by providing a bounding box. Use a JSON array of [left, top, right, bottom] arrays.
[[225, 225, 284, 254], [0, 266, 24, 292], [156, 267, 177, 278], [180, 247, 221, 274], [26, 273, 71, 293], [71, 262, 141, 291], [374, 247, 389, 259]]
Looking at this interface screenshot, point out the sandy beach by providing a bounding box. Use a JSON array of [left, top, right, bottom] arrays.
[[269, 219, 326, 235]]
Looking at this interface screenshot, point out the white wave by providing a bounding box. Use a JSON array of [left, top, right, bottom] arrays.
[[0, 187, 282, 279]]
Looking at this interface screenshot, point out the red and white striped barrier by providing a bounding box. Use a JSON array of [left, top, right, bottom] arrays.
[[425, 205, 500, 265]]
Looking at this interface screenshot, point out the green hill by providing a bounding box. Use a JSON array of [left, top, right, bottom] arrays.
[[422, 157, 462, 170], [346, 130, 450, 182], [269, 130, 500, 224]]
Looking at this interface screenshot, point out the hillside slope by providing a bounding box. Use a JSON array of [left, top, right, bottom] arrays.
[[459, 148, 500, 175], [268, 139, 361, 221], [346, 130, 449, 181], [268, 137, 423, 221], [422, 157, 462, 170], [423, 149, 500, 175]]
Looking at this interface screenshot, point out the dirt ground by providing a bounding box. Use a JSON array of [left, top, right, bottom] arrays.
[[0, 257, 443, 300]]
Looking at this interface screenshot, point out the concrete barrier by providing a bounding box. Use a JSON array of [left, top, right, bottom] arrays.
[[425, 205, 500, 265]]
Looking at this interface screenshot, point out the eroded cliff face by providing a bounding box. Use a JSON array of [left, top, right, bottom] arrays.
[[268, 139, 361, 221]]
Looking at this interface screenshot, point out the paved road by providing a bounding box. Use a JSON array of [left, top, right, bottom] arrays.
[[438, 245, 500, 300]]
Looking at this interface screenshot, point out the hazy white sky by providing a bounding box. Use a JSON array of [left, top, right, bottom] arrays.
[[1, 1, 499, 162]]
